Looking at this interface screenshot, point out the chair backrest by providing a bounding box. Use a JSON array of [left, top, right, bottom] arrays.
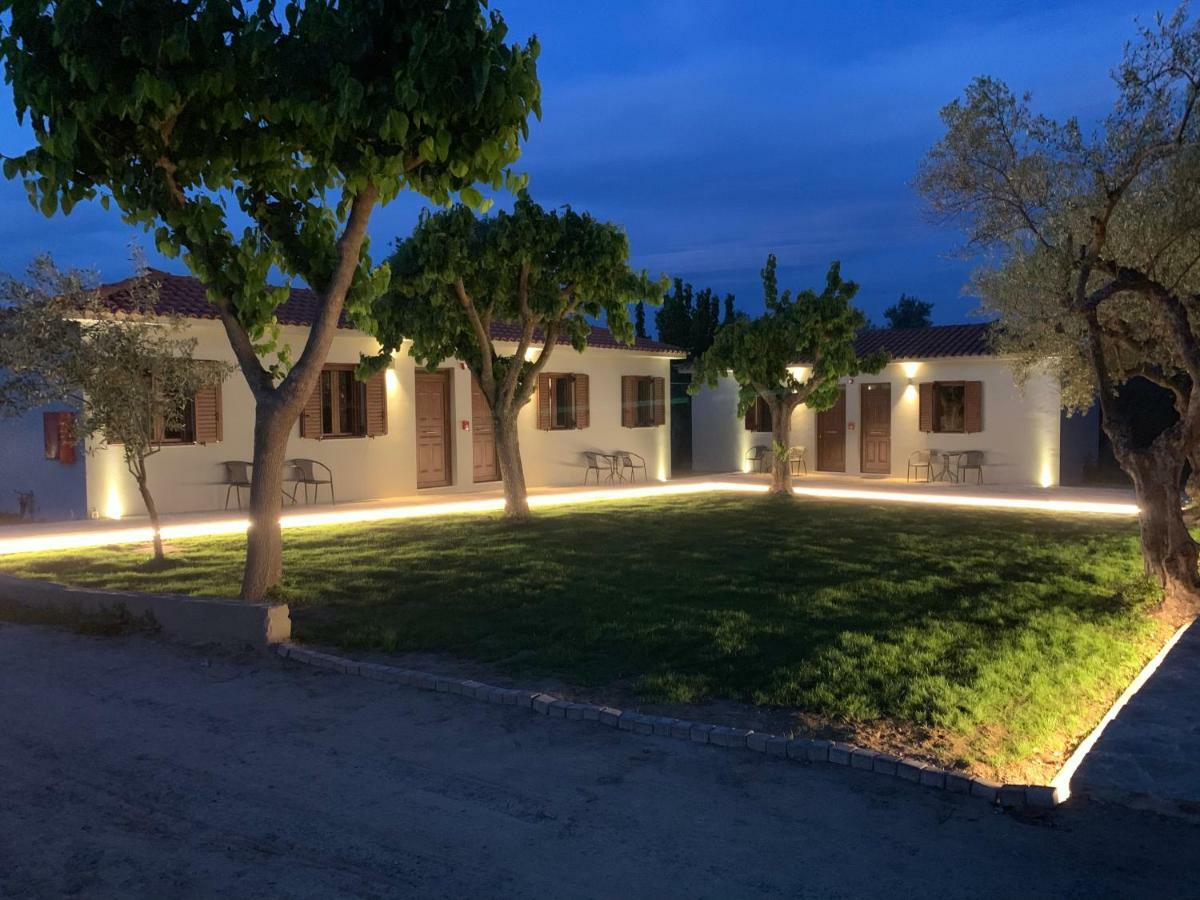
[[746, 445, 768, 460], [289, 458, 317, 480], [222, 460, 252, 483], [909, 449, 931, 464], [962, 450, 985, 466], [788, 445, 806, 460], [615, 450, 643, 466], [583, 451, 604, 467]]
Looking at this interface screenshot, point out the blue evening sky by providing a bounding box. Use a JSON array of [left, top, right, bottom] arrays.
[[0, 1, 1165, 330]]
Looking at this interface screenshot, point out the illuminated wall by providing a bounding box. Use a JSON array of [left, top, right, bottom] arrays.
[[690, 356, 1063, 486], [81, 320, 678, 519]]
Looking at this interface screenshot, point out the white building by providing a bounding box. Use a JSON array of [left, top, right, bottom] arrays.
[[691, 324, 1072, 487], [0, 271, 682, 522]]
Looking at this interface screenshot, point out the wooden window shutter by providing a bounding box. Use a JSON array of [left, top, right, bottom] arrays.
[[918, 382, 933, 433], [43, 411, 76, 463], [621, 376, 636, 427], [537, 373, 552, 430], [964, 381, 983, 433], [193, 383, 223, 444], [299, 375, 323, 438], [58, 414, 77, 464], [744, 404, 755, 431], [364, 369, 388, 436], [574, 373, 590, 429], [653, 377, 666, 426]]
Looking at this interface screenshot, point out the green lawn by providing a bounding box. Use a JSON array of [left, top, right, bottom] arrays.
[[0, 494, 1169, 780]]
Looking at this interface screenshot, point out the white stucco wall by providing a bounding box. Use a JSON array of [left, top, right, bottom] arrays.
[[83, 321, 675, 519], [691, 357, 1062, 486], [0, 405, 88, 520]]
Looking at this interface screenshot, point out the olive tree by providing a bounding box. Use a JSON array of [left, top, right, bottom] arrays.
[[692, 255, 886, 494], [0, 259, 227, 561], [916, 8, 1200, 610], [362, 194, 664, 518], [0, 0, 540, 599]]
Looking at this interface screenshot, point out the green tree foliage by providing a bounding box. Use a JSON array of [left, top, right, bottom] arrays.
[[654, 279, 734, 357], [883, 294, 933, 329], [692, 256, 886, 494], [0, 259, 229, 560], [635, 301, 648, 339], [0, 0, 541, 598], [362, 194, 664, 518], [916, 8, 1200, 607]]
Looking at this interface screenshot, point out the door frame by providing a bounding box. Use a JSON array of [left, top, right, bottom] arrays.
[[415, 368, 454, 489], [816, 385, 847, 473], [858, 382, 892, 475]]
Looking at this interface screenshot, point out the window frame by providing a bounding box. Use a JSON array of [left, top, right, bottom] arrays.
[[319, 364, 368, 439], [156, 397, 197, 445], [548, 374, 577, 431], [932, 380, 966, 434], [745, 395, 773, 433]]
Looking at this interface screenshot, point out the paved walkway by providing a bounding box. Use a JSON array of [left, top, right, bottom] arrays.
[[0, 472, 1137, 556], [1, 623, 1196, 898], [1073, 619, 1200, 817]]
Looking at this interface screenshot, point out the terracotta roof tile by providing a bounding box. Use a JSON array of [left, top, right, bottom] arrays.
[[852, 323, 995, 360], [100, 270, 684, 356]]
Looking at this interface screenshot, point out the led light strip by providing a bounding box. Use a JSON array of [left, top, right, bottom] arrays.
[[0, 479, 1137, 557]]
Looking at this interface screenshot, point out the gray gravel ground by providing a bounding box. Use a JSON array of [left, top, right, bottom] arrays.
[[1, 622, 1197, 899]]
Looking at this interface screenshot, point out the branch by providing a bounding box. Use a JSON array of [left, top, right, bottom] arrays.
[[280, 184, 379, 406], [211, 295, 275, 399], [454, 278, 495, 395]]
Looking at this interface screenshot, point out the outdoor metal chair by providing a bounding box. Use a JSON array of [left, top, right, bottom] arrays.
[[220, 460, 253, 510], [583, 451, 616, 485], [614, 450, 648, 482], [787, 445, 808, 476], [285, 458, 335, 505], [745, 444, 770, 473], [957, 450, 985, 484], [907, 450, 933, 483]]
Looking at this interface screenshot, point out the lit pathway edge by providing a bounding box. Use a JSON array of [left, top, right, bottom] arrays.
[[275, 641, 1056, 809], [0, 479, 1138, 557]]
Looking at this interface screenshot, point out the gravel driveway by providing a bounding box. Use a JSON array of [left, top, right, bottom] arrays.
[[0, 622, 1195, 899]]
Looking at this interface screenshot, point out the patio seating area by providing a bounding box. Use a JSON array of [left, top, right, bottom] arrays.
[[583, 450, 649, 484], [907, 449, 987, 484], [220, 458, 337, 510]]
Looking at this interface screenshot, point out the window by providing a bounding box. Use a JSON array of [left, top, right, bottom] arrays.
[[744, 395, 773, 433], [43, 411, 77, 464], [537, 372, 589, 430], [319, 367, 366, 437], [551, 375, 576, 430], [933, 382, 965, 433], [621, 375, 666, 428], [158, 398, 196, 444], [919, 380, 982, 434], [301, 366, 387, 440], [635, 379, 655, 427]]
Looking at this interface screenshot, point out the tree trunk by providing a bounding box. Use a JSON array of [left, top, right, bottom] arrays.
[[768, 399, 794, 496], [494, 410, 530, 521], [240, 401, 294, 601], [132, 459, 164, 562], [1124, 448, 1200, 609]]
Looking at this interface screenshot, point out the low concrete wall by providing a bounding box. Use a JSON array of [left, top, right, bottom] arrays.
[[0, 573, 290, 648]]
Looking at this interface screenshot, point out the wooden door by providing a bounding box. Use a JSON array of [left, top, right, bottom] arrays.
[[471, 378, 499, 483], [415, 371, 451, 488], [860, 383, 891, 474], [816, 386, 846, 472]]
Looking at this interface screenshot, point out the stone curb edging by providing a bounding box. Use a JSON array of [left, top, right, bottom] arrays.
[[275, 642, 1061, 809]]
